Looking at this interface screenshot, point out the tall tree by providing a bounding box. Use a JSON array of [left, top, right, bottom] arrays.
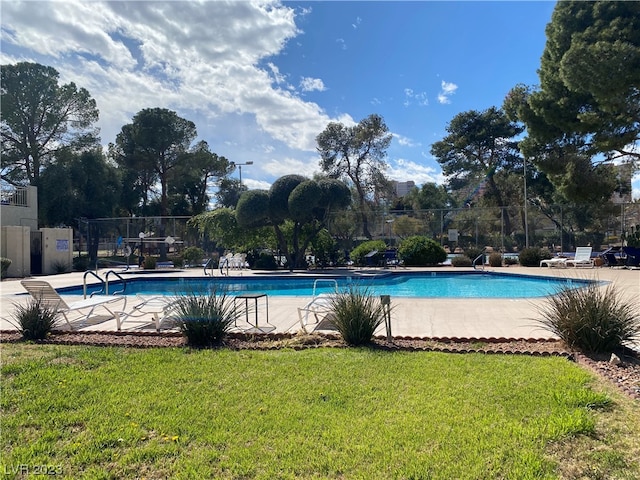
[[430, 107, 524, 234], [1, 62, 99, 186], [504, 1, 639, 200], [168, 141, 231, 215], [316, 114, 392, 239], [111, 108, 197, 216], [38, 148, 121, 227]]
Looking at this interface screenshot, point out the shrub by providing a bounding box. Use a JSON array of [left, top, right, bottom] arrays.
[[1, 257, 11, 278], [183, 246, 205, 267], [328, 286, 387, 346], [173, 290, 237, 347], [537, 283, 640, 354], [398, 236, 447, 266], [10, 298, 58, 340], [52, 260, 71, 274], [504, 256, 519, 266], [168, 255, 184, 268], [143, 256, 157, 270], [253, 252, 279, 270], [350, 240, 387, 266], [464, 248, 483, 265], [73, 256, 90, 272], [518, 247, 552, 267], [451, 255, 473, 267], [488, 252, 503, 267]]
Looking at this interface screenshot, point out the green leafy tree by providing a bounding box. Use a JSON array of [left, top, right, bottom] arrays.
[[430, 107, 523, 234], [215, 177, 246, 208], [168, 141, 231, 215], [504, 2, 639, 199], [111, 108, 197, 216], [1, 62, 99, 186], [38, 148, 121, 227], [317, 114, 392, 239], [235, 175, 351, 270]]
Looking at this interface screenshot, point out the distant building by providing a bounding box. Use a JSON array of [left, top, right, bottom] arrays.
[[392, 180, 416, 197]]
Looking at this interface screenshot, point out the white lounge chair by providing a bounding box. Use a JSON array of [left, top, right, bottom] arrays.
[[565, 246, 594, 268], [113, 294, 178, 331], [21, 280, 127, 329], [297, 279, 338, 333], [540, 256, 568, 268]]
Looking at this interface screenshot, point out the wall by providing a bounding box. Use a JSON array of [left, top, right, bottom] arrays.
[[41, 228, 73, 275], [0, 226, 31, 277], [0, 186, 38, 230]]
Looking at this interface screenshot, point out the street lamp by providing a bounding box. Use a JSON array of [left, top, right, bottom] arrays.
[[232, 161, 253, 186]]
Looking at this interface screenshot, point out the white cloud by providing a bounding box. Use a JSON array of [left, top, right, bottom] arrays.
[[394, 134, 420, 148], [403, 88, 428, 107], [300, 77, 326, 92], [387, 158, 444, 186], [336, 38, 347, 50], [1, 0, 341, 157], [438, 80, 458, 104], [352, 16, 362, 29], [263, 156, 321, 179]]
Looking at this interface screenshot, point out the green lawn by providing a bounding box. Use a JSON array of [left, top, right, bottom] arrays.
[[1, 344, 639, 479]]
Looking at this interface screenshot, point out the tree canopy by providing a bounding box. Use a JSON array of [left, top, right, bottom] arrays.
[[504, 1, 639, 200], [1, 62, 99, 186], [111, 108, 197, 216], [235, 175, 351, 270], [316, 113, 392, 238], [430, 107, 523, 233]]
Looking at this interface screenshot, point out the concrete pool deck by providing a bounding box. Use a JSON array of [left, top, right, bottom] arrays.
[[1, 266, 638, 341]]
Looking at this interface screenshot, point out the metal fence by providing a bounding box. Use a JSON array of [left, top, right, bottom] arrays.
[[80, 202, 639, 261]]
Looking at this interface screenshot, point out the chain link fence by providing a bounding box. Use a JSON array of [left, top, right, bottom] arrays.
[[79, 203, 639, 264]]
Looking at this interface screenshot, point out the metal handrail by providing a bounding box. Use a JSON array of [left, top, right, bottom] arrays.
[[203, 258, 215, 276], [473, 252, 486, 271], [312, 278, 339, 297], [105, 270, 127, 295], [219, 257, 230, 276], [83, 270, 106, 299]]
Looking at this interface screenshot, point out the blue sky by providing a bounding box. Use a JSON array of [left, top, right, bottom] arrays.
[[2, 1, 637, 198]]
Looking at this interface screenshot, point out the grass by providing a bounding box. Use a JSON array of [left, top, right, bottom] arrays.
[[1, 344, 639, 479]]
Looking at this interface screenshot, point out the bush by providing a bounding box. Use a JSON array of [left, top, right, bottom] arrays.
[[183, 246, 205, 267], [537, 283, 640, 354], [173, 290, 237, 347], [518, 247, 552, 267], [488, 252, 503, 267], [10, 298, 58, 340], [143, 256, 157, 270], [451, 255, 472, 267], [464, 248, 483, 265], [253, 253, 279, 270], [328, 286, 387, 346], [73, 256, 90, 272], [168, 255, 184, 268], [52, 260, 71, 274], [350, 240, 387, 266], [504, 256, 519, 266], [398, 236, 447, 266], [1, 257, 11, 278]]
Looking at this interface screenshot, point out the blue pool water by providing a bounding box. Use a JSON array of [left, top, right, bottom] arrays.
[[59, 272, 593, 299]]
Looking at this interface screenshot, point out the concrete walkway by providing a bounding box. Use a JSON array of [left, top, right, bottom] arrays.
[[1, 266, 638, 341]]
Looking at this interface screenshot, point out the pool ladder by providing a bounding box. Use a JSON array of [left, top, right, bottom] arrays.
[[82, 270, 127, 298], [473, 250, 486, 271]]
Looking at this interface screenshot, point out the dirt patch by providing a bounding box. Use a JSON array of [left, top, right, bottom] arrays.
[[2, 329, 638, 400]]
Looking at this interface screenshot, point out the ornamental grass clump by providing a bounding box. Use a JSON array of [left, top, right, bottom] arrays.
[[537, 283, 640, 354], [10, 298, 58, 340], [173, 290, 237, 347], [328, 286, 387, 346]]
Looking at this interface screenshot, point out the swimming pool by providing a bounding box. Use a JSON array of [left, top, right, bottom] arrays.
[[59, 271, 594, 299]]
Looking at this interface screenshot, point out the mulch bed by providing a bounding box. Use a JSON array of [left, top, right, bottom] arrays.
[[2, 330, 639, 400]]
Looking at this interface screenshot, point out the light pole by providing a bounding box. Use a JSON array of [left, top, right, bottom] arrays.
[[232, 161, 253, 186], [524, 156, 529, 248]]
